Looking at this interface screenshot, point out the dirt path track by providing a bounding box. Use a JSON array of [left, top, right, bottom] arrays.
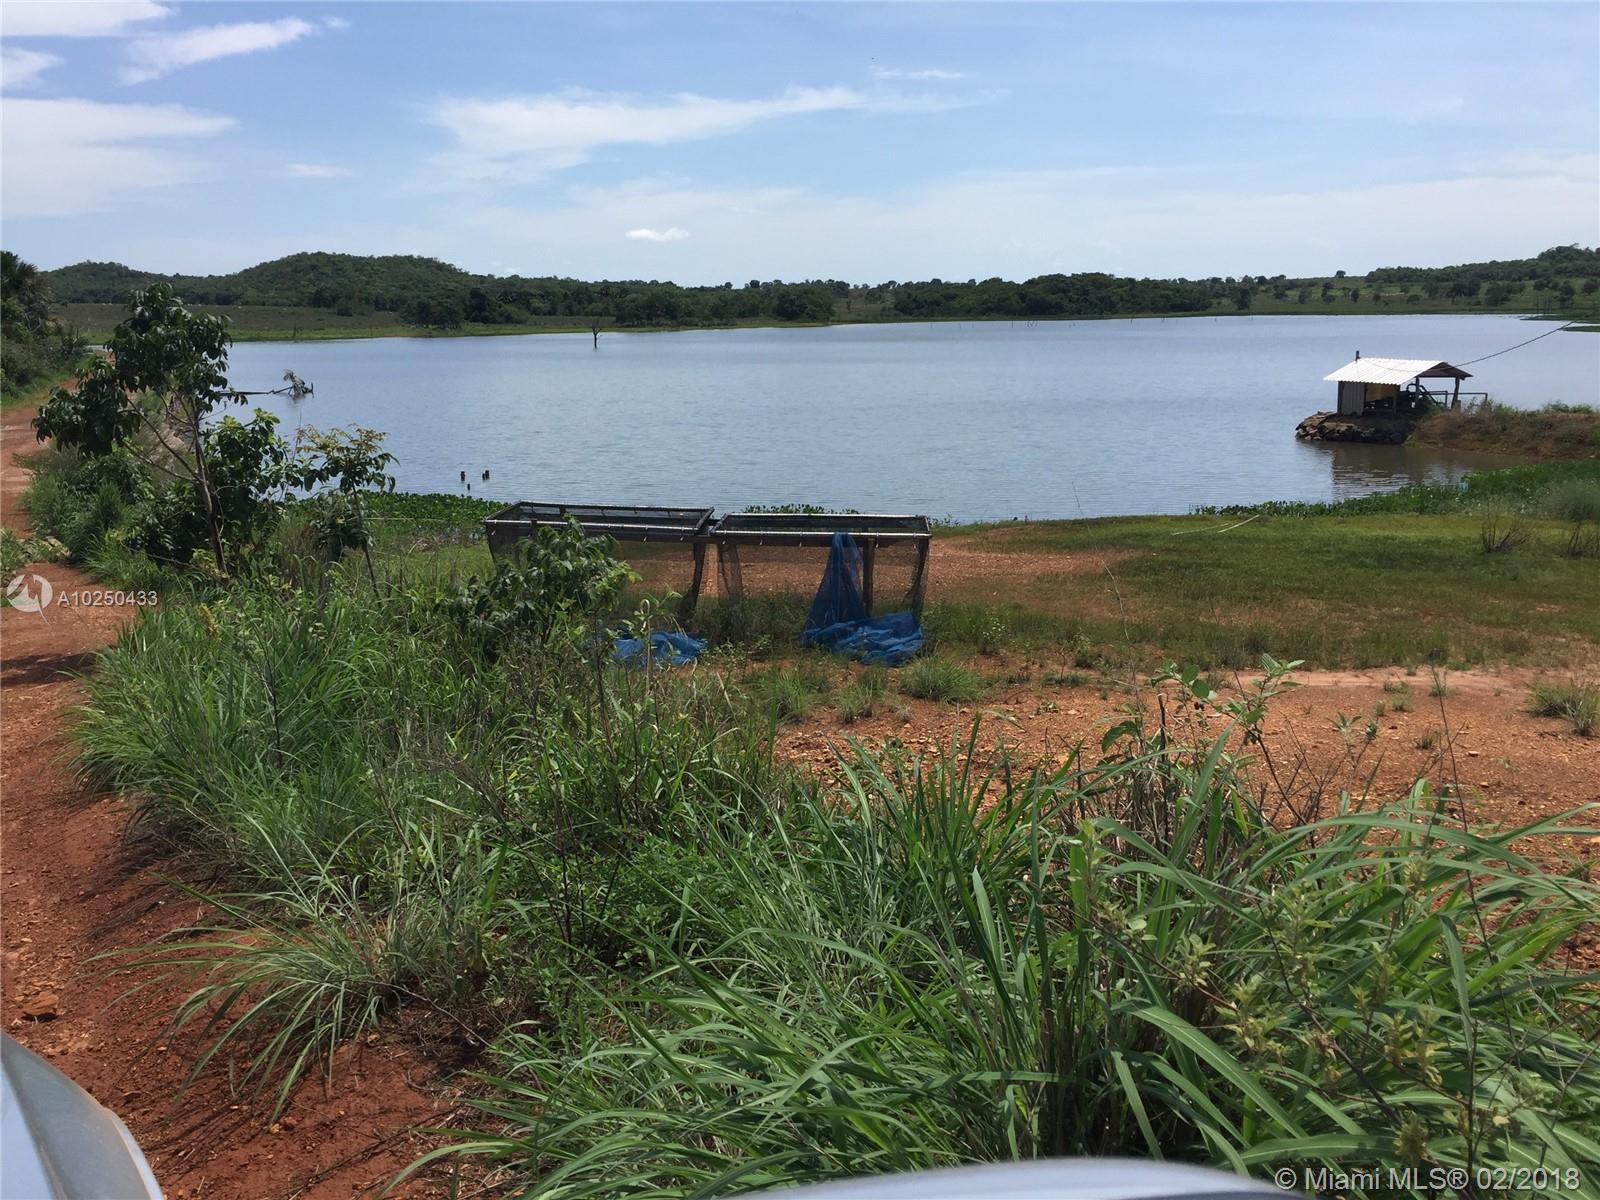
[[1, 407, 458, 1199]]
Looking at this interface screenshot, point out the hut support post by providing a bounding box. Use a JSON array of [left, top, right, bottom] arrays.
[[1452, 377, 1461, 409]]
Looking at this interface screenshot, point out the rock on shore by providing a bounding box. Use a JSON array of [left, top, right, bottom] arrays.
[[1295, 412, 1417, 445]]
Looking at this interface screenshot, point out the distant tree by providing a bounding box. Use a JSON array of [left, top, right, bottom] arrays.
[[1233, 287, 1253, 311]]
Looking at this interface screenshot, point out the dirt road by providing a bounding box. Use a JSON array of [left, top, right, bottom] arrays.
[[1, 407, 457, 1199]]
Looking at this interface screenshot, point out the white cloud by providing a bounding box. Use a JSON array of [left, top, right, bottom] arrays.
[[427, 85, 983, 181], [871, 66, 965, 81], [1, 97, 232, 217], [322, 15, 350, 31], [120, 16, 316, 83], [1, 46, 58, 88], [286, 162, 352, 179], [625, 227, 689, 242], [0, 1, 170, 37]]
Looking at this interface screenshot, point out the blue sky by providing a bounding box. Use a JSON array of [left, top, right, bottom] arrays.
[[2, 1, 1596, 283]]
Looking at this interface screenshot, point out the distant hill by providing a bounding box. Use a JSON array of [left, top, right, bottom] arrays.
[[45, 252, 473, 310], [40, 245, 1600, 331]]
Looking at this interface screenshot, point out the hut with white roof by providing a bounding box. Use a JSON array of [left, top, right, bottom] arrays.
[[1323, 354, 1475, 416]]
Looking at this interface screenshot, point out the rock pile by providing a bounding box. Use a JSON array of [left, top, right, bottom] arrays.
[[1294, 412, 1417, 445]]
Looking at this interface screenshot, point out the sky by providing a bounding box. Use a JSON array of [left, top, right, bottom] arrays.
[[1, 1, 1596, 285]]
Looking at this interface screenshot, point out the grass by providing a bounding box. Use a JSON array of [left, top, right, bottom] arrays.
[[1411, 401, 1600, 460], [937, 504, 1600, 670], [747, 659, 834, 722], [33, 439, 1600, 1196], [1527, 679, 1600, 736], [835, 666, 889, 723], [422, 695, 1600, 1197], [898, 655, 984, 702], [0, 358, 88, 410], [73, 593, 1600, 1195]]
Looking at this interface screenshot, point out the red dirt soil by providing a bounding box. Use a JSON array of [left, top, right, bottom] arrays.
[[2, 407, 464, 1199]]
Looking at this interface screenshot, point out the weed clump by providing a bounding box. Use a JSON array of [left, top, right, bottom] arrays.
[[1527, 679, 1599, 736], [898, 655, 983, 702]]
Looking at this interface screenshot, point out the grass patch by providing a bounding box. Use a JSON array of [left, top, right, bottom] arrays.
[[1042, 669, 1092, 688], [938, 501, 1600, 669], [1410, 400, 1600, 460], [748, 659, 834, 722], [898, 655, 983, 702], [62, 554, 1600, 1193], [835, 666, 889, 724], [438, 695, 1600, 1195], [1527, 679, 1600, 736]]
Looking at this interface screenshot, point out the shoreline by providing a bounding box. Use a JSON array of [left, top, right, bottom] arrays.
[[64, 307, 1590, 346]]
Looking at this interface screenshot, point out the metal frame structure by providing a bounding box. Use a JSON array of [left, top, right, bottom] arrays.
[[483, 502, 717, 613], [482, 504, 934, 619], [712, 512, 932, 618]]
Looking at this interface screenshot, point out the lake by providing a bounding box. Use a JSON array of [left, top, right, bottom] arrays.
[[232, 315, 1598, 522]]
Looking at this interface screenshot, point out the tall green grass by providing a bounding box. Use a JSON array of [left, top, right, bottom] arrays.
[[426, 700, 1600, 1197], [73, 581, 1600, 1195], [79, 581, 795, 1107]]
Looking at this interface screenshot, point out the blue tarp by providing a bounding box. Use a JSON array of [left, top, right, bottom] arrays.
[[613, 630, 706, 668], [799, 532, 925, 666]]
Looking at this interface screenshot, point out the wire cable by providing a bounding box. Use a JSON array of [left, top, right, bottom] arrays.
[[1455, 321, 1573, 366]]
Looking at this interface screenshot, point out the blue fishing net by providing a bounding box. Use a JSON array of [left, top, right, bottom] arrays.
[[613, 630, 706, 668], [800, 532, 925, 666]]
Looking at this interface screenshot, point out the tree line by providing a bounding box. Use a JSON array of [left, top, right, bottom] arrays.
[[38, 244, 1600, 331]]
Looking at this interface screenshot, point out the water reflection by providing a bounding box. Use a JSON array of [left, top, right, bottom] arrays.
[[1298, 440, 1521, 501]]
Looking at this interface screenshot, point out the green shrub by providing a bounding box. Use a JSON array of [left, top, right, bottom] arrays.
[[1544, 478, 1600, 524], [443, 517, 635, 658], [898, 655, 983, 702]]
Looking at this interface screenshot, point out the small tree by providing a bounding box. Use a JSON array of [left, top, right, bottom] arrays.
[[296, 424, 396, 579], [33, 284, 296, 575]]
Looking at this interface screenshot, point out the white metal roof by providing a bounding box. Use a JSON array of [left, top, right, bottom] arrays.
[[1324, 357, 1472, 385]]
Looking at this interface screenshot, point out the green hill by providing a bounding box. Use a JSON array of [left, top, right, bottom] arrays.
[[39, 245, 1600, 335]]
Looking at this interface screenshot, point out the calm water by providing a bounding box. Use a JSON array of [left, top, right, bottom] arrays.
[[233, 315, 1598, 522]]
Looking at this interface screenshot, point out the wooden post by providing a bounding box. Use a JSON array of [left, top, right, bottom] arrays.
[[680, 538, 707, 619], [861, 538, 877, 617], [1452, 377, 1461, 409], [912, 539, 929, 621]]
